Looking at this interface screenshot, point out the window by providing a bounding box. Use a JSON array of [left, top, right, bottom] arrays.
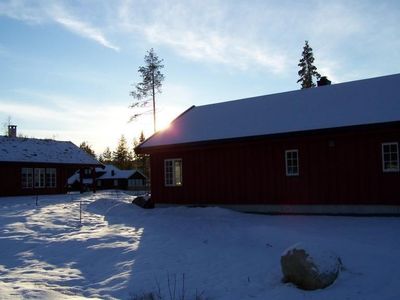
[[46, 168, 56, 188], [97, 180, 101, 187], [164, 159, 183, 186], [34, 168, 46, 188], [382, 142, 399, 172], [285, 150, 299, 176], [128, 179, 143, 187], [21, 168, 33, 188], [114, 179, 118, 186]]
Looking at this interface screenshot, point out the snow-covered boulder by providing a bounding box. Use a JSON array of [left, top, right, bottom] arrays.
[[281, 243, 342, 290], [132, 195, 154, 209]]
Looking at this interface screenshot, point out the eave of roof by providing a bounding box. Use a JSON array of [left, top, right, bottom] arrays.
[[137, 73, 400, 152], [136, 120, 400, 153]]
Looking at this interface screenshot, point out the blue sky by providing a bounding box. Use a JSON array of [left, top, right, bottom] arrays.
[[0, 0, 399, 154]]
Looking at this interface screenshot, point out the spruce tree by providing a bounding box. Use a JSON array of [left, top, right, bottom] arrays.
[[113, 135, 132, 169], [297, 41, 321, 89], [133, 131, 150, 176], [130, 48, 165, 132], [99, 147, 113, 164], [79, 141, 96, 158]]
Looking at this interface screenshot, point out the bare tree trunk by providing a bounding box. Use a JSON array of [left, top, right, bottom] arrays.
[[152, 71, 156, 133]]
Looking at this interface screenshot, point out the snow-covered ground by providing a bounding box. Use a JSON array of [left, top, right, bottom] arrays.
[[0, 191, 399, 300]]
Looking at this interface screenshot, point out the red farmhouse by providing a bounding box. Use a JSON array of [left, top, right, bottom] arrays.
[[137, 74, 400, 214], [0, 127, 102, 197]]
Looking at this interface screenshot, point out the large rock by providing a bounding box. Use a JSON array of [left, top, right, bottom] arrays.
[[132, 195, 154, 209], [281, 243, 342, 290]]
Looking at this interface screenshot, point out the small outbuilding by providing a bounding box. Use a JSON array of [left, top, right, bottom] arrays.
[[136, 74, 400, 214], [0, 128, 102, 197]]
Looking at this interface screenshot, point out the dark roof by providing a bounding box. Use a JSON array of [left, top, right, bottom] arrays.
[[0, 137, 101, 165], [139, 73, 400, 150]]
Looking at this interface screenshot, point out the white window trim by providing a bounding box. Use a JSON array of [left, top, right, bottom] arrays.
[[164, 158, 183, 187], [34, 168, 46, 188], [46, 168, 57, 188], [382, 142, 399, 172], [285, 149, 299, 176], [21, 168, 33, 189]]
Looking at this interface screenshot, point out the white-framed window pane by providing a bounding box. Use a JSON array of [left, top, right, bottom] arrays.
[[285, 150, 299, 176], [46, 168, 56, 188], [174, 160, 182, 186], [382, 142, 399, 172], [34, 168, 46, 188], [164, 159, 183, 186], [21, 168, 33, 188], [164, 160, 173, 186]]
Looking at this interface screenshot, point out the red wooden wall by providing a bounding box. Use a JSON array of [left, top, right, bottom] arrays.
[[148, 123, 400, 206], [0, 163, 76, 197]]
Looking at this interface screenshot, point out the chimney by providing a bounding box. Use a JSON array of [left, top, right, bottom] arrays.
[[8, 125, 17, 138], [317, 76, 331, 87]]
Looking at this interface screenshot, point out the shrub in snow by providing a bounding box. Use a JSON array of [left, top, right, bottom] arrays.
[[280, 243, 342, 290]]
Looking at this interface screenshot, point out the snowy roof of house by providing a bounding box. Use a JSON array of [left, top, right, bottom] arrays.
[[139, 73, 400, 150], [67, 164, 145, 184], [97, 165, 138, 180], [0, 137, 101, 165]]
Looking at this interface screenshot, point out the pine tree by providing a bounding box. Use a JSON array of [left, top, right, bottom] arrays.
[[79, 141, 96, 158], [133, 131, 150, 176], [99, 147, 113, 164], [130, 48, 165, 132], [297, 41, 321, 89], [113, 135, 132, 169]]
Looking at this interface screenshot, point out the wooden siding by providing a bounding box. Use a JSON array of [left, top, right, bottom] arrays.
[[148, 123, 400, 206], [0, 163, 78, 197]]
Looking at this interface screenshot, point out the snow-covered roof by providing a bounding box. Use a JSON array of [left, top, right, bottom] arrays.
[[0, 137, 101, 165], [97, 165, 137, 180], [67, 164, 145, 184], [139, 73, 400, 149]]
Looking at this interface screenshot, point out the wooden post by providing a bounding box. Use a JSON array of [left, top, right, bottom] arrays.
[[79, 200, 82, 225], [92, 167, 96, 193], [79, 168, 84, 194]]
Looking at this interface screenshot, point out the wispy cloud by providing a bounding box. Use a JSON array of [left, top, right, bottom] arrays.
[[1, 0, 399, 78], [0, 0, 119, 51], [0, 90, 137, 152], [117, 0, 289, 73], [50, 5, 120, 52]]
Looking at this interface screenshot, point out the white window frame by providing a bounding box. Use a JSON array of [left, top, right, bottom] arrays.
[[164, 158, 183, 187], [382, 142, 399, 172], [46, 168, 57, 188], [34, 168, 46, 188], [21, 168, 33, 189], [285, 149, 299, 176]]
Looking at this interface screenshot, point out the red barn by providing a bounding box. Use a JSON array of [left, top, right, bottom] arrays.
[[137, 74, 400, 214], [0, 129, 102, 197]]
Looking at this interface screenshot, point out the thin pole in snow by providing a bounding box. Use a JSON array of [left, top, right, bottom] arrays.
[[79, 200, 82, 225]]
